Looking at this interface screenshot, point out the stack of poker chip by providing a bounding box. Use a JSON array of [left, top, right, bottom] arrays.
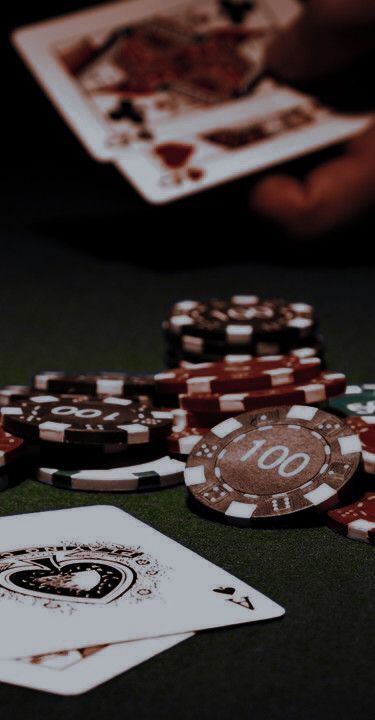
[[0, 426, 26, 490], [330, 384, 375, 475], [325, 384, 375, 543], [162, 295, 325, 366], [0, 352, 372, 544], [0, 354, 344, 494], [0, 375, 183, 493], [153, 353, 347, 456], [155, 356, 373, 542], [327, 493, 375, 544]]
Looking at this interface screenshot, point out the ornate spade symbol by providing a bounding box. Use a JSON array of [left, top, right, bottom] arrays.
[[0, 553, 136, 605]]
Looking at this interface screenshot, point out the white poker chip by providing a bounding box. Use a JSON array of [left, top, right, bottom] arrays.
[[37, 456, 185, 492]]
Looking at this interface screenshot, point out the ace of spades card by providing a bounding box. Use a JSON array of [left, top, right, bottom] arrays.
[[0, 505, 284, 660]]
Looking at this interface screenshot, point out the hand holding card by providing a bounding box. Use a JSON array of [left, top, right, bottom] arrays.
[[12, 0, 370, 203]]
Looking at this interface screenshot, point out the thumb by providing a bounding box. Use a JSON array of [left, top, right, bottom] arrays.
[[249, 123, 375, 237]]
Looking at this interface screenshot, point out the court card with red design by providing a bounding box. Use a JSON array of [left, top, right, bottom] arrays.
[[12, 0, 370, 203]]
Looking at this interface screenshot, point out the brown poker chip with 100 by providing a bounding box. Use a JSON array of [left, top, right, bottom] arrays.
[[184, 405, 362, 523]]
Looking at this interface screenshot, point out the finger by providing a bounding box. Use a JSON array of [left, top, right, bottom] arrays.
[[266, 6, 375, 83], [249, 124, 375, 237], [249, 175, 309, 227], [307, 0, 375, 28]]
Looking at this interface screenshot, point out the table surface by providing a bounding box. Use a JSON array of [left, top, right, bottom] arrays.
[[0, 233, 374, 719], [3, 1, 375, 714]]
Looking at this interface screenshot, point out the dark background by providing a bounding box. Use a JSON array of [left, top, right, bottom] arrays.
[[1, 2, 375, 718], [4, 0, 375, 263]]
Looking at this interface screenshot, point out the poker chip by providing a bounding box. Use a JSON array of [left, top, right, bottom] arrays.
[[165, 336, 325, 366], [166, 332, 323, 358], [0, 385, 33, 406], [0, 469, 23, 491], [0, 427, 25, 467], [36, 455, 185, 492], [152, 391, 180, 409], [184, 405, 361, 522], [177, 347, 322, 367], [0, 473, 14, 491], [166, 337, 323, 359], [327, 493, 375, 544], [345, 416, 375, 474], [2, 395, 173, 446], [26, 439, 130, 468], [171, 407, 234, 431], [155, 356, 322, 396], [33, 371, 156, 399], [180, 357, 253, 367], [184, 410, 235, 428], [167, 427, 207, 456], [166, 296, 316, 342], [329, 384, 375, 417], [0, 390, 94, 408], [345, 415, 375, 433], [180, 372, 347, 413], [164, 348, 257, 369]]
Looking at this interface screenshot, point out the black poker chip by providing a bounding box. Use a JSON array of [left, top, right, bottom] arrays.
[[27, 438, 168, 472], [164, 336, 325, 368], [0, 385, 33, 406], [33, 371, 156, 399], [165, 296, 317, 343], [26, 439, 128, 468], [2, 395, 173, 446], [164, 329, 324, 358], [0, 454, 31, 491]]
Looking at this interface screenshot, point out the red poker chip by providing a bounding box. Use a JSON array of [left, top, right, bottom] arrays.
[[327, 492, 375, 544], [345, 416, 375, 474], [171, 407, 234, 431], [345, 416, 375, 434], [0, 385, 32, 406], [180, 372, 346, 413], [0, 427, 25, 468], [167, 426, 207, 456], [185, 410, 235, 428], [177, 346, 322, 367], [155, 355, 322, 396]]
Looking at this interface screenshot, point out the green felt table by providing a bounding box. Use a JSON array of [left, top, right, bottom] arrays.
[[0, 236, 373, 718]]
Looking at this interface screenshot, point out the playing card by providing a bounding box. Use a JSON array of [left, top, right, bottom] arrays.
[[0, 505, 284, 658], [0, 634, 192, 695], [12, 0, 370, 203]]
